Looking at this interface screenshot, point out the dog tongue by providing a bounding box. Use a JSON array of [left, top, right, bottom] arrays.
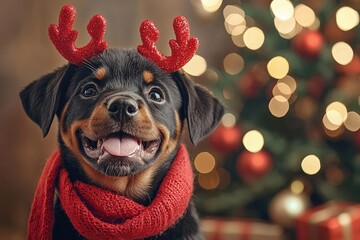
[[103, 137, 139, 157]]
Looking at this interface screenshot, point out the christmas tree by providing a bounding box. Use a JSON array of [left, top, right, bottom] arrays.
[[184, 0, 360, 237]]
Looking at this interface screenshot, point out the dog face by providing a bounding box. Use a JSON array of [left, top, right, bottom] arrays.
[[20, 49, 224, 196]]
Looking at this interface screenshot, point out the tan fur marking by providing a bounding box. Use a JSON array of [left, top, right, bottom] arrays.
[[59, 100, 166, 199], [143, 70, 154, 83], [95, 67, 106, 80]]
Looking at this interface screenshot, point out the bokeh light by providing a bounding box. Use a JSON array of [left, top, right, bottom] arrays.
[[194, 152, 216, 174], [198, 171, 220, 190], [326, 101, 348, 123], [243, 27, 265, 50], [270, 0, 294, 21], [344, 111, 360, 132], [242, 130, 265, 153], [336, 6, 359, 31], [301, 155, 321, 175], [269, 96, 290, 117], [278, 75, 297, 93], [331, 42, 354, 65], [201, 0, 223, 13], [294, 4, 316, 27], [274, 17, 296, 35], [290, 180, 305, 194], [222, 113, 237, 128], [183, 54, 207, 76], [267, 56, 290, 79], [223, 53, 244, 75], [273, 82, 292, 99]]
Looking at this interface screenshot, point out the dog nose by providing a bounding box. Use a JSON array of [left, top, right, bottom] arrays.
[[107, 97, 139, 120]]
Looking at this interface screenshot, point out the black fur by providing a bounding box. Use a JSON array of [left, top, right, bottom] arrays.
[[20, 49, 224, 239]]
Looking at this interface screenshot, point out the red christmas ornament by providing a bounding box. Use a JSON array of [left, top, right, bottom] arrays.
[[236, 150, 273, 182], [293, 30, 324, 59], [209, 124, 242, 153]]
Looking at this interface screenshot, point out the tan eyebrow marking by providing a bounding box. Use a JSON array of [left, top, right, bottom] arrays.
[[143, 70, 154, 83], [94, 67, 106, 80]]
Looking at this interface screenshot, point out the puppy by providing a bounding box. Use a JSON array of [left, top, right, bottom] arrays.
[[21, 5, 224, 240], [21, 48, 224, 239]]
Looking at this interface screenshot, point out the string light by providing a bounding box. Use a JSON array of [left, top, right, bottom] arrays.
[[242, 130, 264, 153], [198, 171, 220, 190], [269, 96, 289, 117], [344, 111, 360, 132], [323, 112, 342, 131], [326, 102, 347, 122], [294, 4, 316, 28], [222, 113, 236, 128], [331, 42, 354, 65], [301, 155, 321, 175], [267, 56, 289, 79], [270, 0, 294, 21], [223, 5, 245, 19], [201, 0, 223, 13], [223, 53, 244, 75], [274, 17, 296, 35], [183, 54, 207, 76], [290, 180, 305, 194], [243, 27, 265, 50], [278, 75, 297, 93], [336, 6, 359, 31], [231, 34, 246, 47], [194, 152, 216, 174], [273, 82, 292, 99]]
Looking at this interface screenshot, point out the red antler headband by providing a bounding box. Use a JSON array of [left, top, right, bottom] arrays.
[[48, 4, 108, 66], [49, 5, 199, 72], [137, 16, 199, 73]]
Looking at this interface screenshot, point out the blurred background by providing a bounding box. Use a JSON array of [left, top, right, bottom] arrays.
[[1, 0, 360, 239]]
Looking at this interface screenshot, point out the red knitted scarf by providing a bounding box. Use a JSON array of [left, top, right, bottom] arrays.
[[27, 144, 194, 240]]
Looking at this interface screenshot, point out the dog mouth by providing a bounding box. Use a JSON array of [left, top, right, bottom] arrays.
[[79, 131, 161, 166]]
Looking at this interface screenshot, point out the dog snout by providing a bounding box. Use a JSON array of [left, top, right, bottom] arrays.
[[107, 97, 139, 120]]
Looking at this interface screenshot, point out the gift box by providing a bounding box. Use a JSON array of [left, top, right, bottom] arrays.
[[296, 201, 360, 240], [201, 217, 285, 240]]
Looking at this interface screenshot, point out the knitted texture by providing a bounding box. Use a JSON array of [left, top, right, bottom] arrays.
[[27, 144, 194, 240]]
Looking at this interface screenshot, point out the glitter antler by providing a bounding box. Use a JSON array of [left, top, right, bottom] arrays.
[[48, 4, 108, 65], [137, 16, 199, 73]]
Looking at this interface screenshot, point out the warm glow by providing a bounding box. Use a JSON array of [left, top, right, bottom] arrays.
[[274, 17, 296, 34], [267, 56, 290, 79], [273, 82, 292, 99], [270, 0, 294, 21], [290, 180, 305, 194], [231, 34, 246, 47], [336, 6, 359, 31], [225, 13, 245, 26], [194, 152, 216, 174], [223, 5, 245, 19], [323, 112, 341, 131], [268, 96, 289, 117], [344, 111, 360, 132], [201, 0, 223, 13], [242, 130, 265, 153], [183, 55, 207, 76], [198, 171, 220, 190], [294, 4, 316, 27], [301, 155, 321, 175], [222, 113, 236, 128], [243, 27, 265, 50], [223, 53, 244, 75], [278, 75, 297, 93], [326, 101, 348, 123], [332, 42, 354, 65]]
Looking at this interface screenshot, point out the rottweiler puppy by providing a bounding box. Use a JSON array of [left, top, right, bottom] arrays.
[[20, 48, 224, 239]]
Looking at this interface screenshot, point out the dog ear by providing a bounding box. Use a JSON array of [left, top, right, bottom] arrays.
[[20, 64, 75, 137], [172, 71, 225, 145]]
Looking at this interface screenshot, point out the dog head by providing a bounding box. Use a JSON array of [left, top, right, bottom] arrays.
[[20, 49, 224, 197]]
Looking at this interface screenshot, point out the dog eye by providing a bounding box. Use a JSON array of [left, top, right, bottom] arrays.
[[81, 85, 98, 98], [148, 88, 165, 103]]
